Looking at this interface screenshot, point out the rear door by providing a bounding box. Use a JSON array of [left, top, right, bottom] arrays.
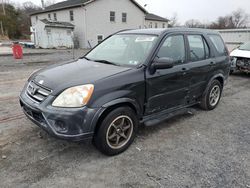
[[185, 34, 214, 102], [207, 34, 230, 76]]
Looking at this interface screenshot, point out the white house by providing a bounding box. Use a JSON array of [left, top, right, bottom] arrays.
[[145, 13, 169, 29], [32, 19, 74, 48], [30, 0, 148, 48]]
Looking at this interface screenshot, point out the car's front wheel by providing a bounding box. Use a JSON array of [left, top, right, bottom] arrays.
[[94, 106, 138, 156], [200, 79, 222, 110]]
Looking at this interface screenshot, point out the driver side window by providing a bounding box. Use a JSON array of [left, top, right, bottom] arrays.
[[157, 35, 186, 64]]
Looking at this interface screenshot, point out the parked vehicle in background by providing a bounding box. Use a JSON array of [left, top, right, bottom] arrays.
[[230, 42, 250, 74], [19, 28, 230, 156]]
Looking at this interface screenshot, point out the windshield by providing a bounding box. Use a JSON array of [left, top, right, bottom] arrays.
[[239, 42, 250, 51], [85, 34, 158, 67]]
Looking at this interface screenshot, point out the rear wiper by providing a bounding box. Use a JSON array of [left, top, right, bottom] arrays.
[[93, 59, 119, 66]]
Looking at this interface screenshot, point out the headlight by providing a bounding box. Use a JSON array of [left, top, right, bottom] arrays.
[[52, 84, 94, 108]]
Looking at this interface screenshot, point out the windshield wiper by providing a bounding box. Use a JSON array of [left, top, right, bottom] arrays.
[[93, 60, 119, 66], [82, 56, 90, 60]]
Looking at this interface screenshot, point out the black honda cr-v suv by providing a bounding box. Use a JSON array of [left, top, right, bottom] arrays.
[[20, 28, 230, 155]]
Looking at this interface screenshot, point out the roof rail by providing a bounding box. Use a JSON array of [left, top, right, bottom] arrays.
[[110, 29, 133, 36]]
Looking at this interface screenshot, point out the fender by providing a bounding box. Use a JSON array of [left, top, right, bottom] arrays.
[[89, 98, 142, 133], [203, 73, 225, 97], [102, 98, 142, 117]]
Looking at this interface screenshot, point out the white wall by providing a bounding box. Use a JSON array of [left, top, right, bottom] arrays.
[[31, 7, 86, 48], [84, 0, 145, 48], [218, 29, 250, 51], [145, 20, 168, 29], [48, 28, 74, 48], [33, 21, 46, 48], [33, 20, 73, 49], [31, 0, 146, 48]]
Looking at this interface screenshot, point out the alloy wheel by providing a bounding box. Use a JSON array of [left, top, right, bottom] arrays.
[[106, 115, 133, 149], [209, 85, 221, 106]]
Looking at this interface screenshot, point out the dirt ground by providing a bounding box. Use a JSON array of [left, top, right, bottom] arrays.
[[0, 50, 250, 188]]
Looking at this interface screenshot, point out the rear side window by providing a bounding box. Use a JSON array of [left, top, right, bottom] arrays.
[[187, 35, 209, 62], [208, 34, 227, 55]]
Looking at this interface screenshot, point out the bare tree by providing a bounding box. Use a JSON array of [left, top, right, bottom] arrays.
[[22, 1, 41, 13], [168, 13, 179, 27], [9, 1, 42, 38], [185, 19, 204, 28], [228, 9, 249, 28], [209, 16, 230, 29], [209, 9, 249, 29], [44, 0, 56, 7]]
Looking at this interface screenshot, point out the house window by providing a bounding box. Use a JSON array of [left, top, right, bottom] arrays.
[[162, 23, 165, 28], [97, 35, 103, 44], [70, 10, 74, 21], [46, 29, 51, 35], [122, 13, 127, 23], [67, 30, 72, 35], [149, 22, 152, 28], [53, 13, 57, 21], [110, 11, 115, 22], [48, 14, 51, 20], [155, 23, 158, 28]]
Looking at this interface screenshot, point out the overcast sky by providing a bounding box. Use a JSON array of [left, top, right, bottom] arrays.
[[10, 0, 250, 24]]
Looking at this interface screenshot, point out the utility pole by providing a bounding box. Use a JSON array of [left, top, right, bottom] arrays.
[[0, 21, 3, 35], [143, 4, 148, 29], [2, 0, 6, 15], [1, 0, 6, 36], [41, 0, 45, 10]]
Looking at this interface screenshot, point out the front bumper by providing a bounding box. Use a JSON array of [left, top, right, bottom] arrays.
[[231, 57, 250, 73], [19, 87, 102, 141]]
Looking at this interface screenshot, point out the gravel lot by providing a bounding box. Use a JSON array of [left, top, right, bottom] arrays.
[[0, 50, 249, 188]]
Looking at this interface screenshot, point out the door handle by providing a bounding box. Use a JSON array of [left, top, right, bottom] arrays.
[[181, 67, 188, 71], [181, 67, 188, 76], [210, 61, 216, 66]]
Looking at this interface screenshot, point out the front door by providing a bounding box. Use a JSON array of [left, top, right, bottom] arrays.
[[145, 34, 191, 115]]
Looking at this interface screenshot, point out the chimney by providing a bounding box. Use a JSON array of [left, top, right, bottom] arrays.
[[41, 0, 45, 9]]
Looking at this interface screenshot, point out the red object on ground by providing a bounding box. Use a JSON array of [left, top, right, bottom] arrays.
[[12, 44, 23, 59]]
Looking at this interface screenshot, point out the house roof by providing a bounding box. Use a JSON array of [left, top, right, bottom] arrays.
[[40, 19, 74, 28], [30, 0, 147, 16], [145, 13, 169, 22]]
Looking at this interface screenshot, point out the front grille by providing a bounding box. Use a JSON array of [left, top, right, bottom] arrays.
[[26, 81, 52, 103], [20, 100, 46, 126], [236, 57, 250, 68]]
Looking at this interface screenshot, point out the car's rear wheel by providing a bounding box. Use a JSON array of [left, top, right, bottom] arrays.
[[93, 106, 138, 156], [200, 80, 222, 110]]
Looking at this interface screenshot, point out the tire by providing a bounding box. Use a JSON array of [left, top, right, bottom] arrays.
[[93, 106, 138, 156], [200, 80, 222, 111]]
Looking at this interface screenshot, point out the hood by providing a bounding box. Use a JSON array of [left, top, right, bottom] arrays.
[[230, 49, 250, 59], [32, 59, 132, 94]]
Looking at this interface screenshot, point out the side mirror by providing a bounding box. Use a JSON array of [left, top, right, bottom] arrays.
[[152, 57, 174, 70]]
